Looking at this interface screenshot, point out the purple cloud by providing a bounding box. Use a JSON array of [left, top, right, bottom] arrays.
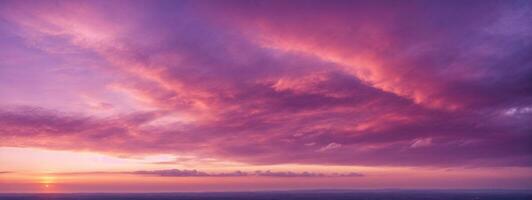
[[52, 169, 364, 178], [0, 0, 531, 169], [132, 169, 363, 178]]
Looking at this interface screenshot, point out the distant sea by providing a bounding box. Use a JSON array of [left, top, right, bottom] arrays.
[[1, 190, 531, 200]]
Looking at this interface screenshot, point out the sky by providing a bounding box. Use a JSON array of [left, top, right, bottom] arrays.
[[0, 0, 531, 193]]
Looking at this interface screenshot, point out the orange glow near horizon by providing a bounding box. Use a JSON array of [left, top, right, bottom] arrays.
[[1, 147, 531, 192]]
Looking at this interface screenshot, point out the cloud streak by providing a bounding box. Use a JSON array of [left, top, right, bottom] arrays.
[[56, 169, 364, 178]]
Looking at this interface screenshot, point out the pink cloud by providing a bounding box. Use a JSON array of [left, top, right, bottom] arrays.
[[0, 0, 531, 169], [410, 138, 433, 148], [317, 143, 343, 152]]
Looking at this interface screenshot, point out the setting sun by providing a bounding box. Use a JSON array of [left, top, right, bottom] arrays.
[[39, 176, 55, 185]]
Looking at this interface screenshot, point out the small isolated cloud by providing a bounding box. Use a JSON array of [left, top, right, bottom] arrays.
[[410, 138, 433, 148], [337, 172, 364, 177], [305, 142, 316, 146], [0, 171, 11, 174], [317, 142, 342, 152], [504, 106, 532, 116]]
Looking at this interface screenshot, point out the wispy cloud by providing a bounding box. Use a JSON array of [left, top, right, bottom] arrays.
[[53, 169, 364, 178], [0, 0, 531, 168]]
